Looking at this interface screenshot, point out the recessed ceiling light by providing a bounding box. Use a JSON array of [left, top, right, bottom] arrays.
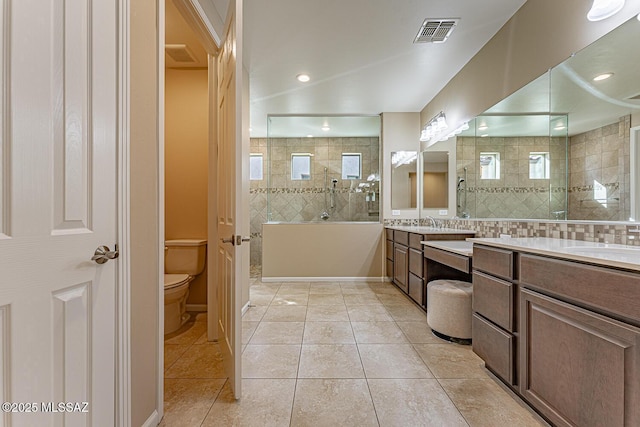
[[478, 125, 488, 131], [593, 72, 614, 81], [321, 126, 330, 131], [587, 0, 625, 22], [296, 74, 310, 83]]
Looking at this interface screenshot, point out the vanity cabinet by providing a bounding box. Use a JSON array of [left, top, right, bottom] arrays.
[[472, 243, 640, 427], [386, 227, 475, 309]]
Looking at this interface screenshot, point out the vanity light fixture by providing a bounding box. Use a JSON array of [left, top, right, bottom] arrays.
[[478, 124, 488, 131], [296, 73, 311, 82], [321, 125, 330, 131], [306, 134, 313, 138], [480, 134, 489, 138], [419, 111, 448, 142], [554, 124, 566, 130], [587, 0, 625, 22], [593, 72, 614, 81]]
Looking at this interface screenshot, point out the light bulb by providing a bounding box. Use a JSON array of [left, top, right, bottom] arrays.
[[587, 0, 625, 22]]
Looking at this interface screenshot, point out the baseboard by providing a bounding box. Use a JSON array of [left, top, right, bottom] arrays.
[[186, 304, 207, 312], [242, 301, 250, 315], [141, 410, 160, 427], [260, 276, 386, 283]]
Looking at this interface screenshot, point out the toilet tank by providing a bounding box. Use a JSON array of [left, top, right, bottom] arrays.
[[165, 239, 207, 275]]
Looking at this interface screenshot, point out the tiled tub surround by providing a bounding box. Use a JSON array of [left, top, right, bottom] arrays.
[[456, 136, 567, 219], [250, 137, 380, 266], [455, 116, 632, 221], [384, 219, 640, 247]]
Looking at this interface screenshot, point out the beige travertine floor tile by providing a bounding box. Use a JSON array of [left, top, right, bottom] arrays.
[[302, 321, 355, 344], [279, 282, 310, 291], [414, 343, 487, 379], [298, 345, 364, 378], [358, 344, 433, 378], [164, 321, 207, 345], [241, 344, 301, 378], [242, 321, 259, 344], [202, 379, 296, 427], [162, 378, 226, 427], [376, 294, 414, 305], [384, 304, 427, 322], [194, 312, 207, 322], [249, 321, 305, 344], [164, 344, 227, 379], [340, 286, 377, 296], [308, 283, 342, 294], [368, 379, 468, 427], [369, 283, 403, 295], [262, 305, 307, 321], [194, 331, 218, 345], [249, 293, 275, 306], [270, 294, 309, 306], [164, 344, 190, 371], [342, 294, 382, 305], [305, 304, 349, 321], [396, 322, 442, 343], [307, 294, 345, 305], [351, 321, 408, 344], [347, 305, 392, 321], [275, 288, 310, 297], [439, 378, 549, 427], [242, 305, 268, 321], [291, 379, 378, 426], [251, 282, 281, 291]]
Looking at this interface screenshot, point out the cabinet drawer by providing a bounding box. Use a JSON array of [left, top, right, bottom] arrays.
[[386, 240, 394, 261], [409, 233, 425, 249], [408, 273, 424, 306], [473, 245, 513, 279], [519, 254, 640, 325], [385, 228, 394, 240], [386, 259, 394, 278], [409, 247, 423, 276], [472, 313, 515, 386], [424, 247, 471, 273], [394, 230, 409, 246], [473, 271, 514, 332]]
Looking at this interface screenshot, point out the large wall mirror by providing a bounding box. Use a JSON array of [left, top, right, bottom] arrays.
[[455, 15, 640, 222]]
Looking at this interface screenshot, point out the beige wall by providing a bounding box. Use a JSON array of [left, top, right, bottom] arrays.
[[421, 0, 640, 132], [262, 223, 384, 279], [165, 68, 209, 306], [130, 0, 159, 424]]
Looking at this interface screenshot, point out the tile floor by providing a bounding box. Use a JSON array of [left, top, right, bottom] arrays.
[[161, 278, 549, 427]]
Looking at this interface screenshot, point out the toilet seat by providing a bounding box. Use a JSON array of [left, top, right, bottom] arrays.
[[164, 273, 191, 290]]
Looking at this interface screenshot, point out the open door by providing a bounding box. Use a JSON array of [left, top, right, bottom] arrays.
[[216, 0, 245, 398]]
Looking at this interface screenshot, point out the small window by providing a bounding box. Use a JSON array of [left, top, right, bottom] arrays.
[[479, 152, 500, 180], [529, 152, 550, 180], [250, 153, 263, 180], [291, 153, 312, 180], [341, 153, 361, 179]]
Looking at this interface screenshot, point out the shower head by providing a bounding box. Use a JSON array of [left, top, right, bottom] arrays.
[[457, 177, 465, 184], [331, 179, 338, 184]]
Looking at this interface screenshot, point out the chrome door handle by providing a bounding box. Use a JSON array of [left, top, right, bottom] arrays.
[[91, 245, 119, 264], [221, 236, 235, 245], [236, 235, 251, 246]]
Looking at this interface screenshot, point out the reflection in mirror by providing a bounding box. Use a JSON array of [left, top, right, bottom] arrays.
[[461, 16, 640, 222], [391, 151, 418, 209], [422, 151, 448, 209]]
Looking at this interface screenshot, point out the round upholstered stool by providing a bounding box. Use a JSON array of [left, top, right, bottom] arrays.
[[427, 279, 473, 343]]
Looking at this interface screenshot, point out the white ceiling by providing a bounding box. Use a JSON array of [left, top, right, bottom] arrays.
[[244, 0, 527, 137]]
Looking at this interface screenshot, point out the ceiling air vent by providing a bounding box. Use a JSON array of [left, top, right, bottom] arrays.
[[414, 19, 460, 44], [165, 44, 196, 63]]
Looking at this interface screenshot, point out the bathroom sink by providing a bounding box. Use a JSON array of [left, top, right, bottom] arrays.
[[562, 246, 640, 256]]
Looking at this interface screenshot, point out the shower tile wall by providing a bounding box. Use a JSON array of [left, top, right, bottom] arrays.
[[567, 115, 630, 221], [456, 136, 567, 219], [249, 137, 380, 266]]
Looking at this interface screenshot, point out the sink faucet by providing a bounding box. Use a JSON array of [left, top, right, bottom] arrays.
[[425, 216, 440, 228]]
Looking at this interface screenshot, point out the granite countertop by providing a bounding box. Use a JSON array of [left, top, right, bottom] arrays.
[[470, 237, 640, 272], [422, 240, 474, 257], [385, 225, 476, 235]]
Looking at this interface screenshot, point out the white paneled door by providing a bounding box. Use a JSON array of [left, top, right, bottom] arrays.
[[0, 0, 118, 426], [216, 0, 243, 399]]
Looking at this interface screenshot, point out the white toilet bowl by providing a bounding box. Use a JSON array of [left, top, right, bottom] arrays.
[[164, 273, 194, 334]]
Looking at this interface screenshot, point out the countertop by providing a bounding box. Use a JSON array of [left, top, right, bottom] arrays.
[[385, 225, 476, 235], [422, 240, 474, 257], [470, 237, 640, 272]]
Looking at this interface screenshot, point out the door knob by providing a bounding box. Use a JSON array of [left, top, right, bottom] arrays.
[[221, 236, 235, 245], [91, 245, 120, 264]]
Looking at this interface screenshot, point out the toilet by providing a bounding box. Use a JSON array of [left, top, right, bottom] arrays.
[[164, 239, 207, 335]]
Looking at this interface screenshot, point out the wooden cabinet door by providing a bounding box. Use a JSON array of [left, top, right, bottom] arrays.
[[393, 244, 408, 293], [520, 288, 640, 427]]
